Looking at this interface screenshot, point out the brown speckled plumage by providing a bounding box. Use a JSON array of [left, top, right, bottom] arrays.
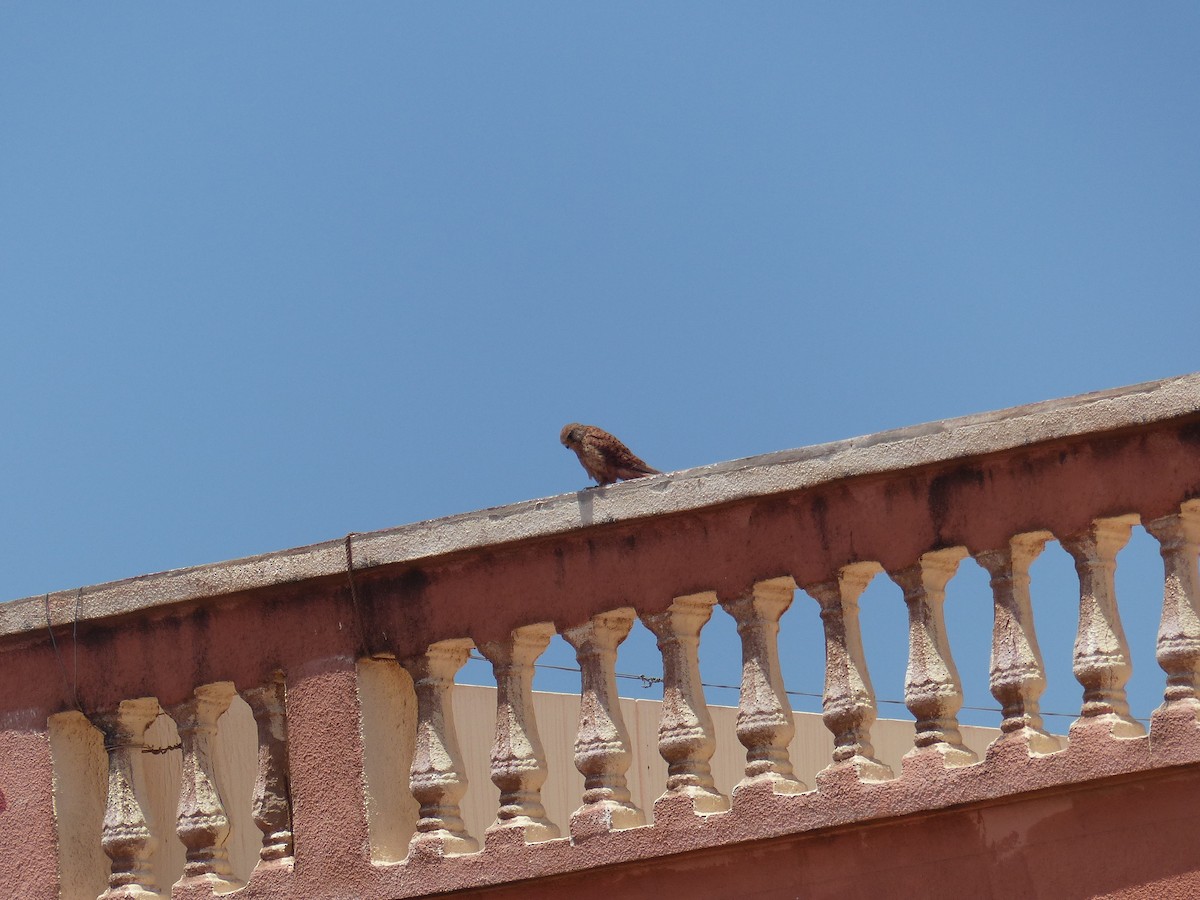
[[560, 423, 660, 486]]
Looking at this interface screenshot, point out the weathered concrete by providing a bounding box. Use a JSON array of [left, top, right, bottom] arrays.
[[6, 371, 1199, 638], [1, 373, 1199, 899], [0, 728, 59, 894], [454, 762, 1200, 900]]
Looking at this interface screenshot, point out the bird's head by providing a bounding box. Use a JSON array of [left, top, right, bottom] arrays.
[[560, 423, 585, 448]]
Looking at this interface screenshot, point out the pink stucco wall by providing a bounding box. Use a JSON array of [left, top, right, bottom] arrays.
[[0, 728, 60, 895], [1, 391, 1198, 898], [458, 762, 1200, 900]]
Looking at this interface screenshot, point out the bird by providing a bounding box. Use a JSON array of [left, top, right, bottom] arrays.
[[560, 423, 661, 486]]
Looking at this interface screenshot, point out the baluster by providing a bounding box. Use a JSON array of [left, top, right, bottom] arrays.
[[95, 698, 160, 900], [477, 623, 559, 843], [1145, 502, 1200, 713], [401, 638, 478, 855], [243, 672, 294, 862], [1061, 516, 1145, 737], [171, 682, 239, 889], [974, 533, 1060, 754], [890, 548, 977, 766], [720, 577, 805, 794], [804, 563, 892, 781], [642, 593, 729, 813], [562, 609, 645, 839]]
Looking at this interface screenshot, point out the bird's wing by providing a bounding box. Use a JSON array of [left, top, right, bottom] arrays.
[[588, 430, 658, 475]]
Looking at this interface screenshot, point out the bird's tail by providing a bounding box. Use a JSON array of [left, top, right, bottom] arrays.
[[621, 464, 660, 479]]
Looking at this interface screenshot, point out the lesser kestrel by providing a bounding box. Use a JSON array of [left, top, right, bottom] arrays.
[[560, 423, 660, 486]]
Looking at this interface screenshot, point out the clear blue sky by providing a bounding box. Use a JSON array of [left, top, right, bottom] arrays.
[[2, 7, 1196, 731]]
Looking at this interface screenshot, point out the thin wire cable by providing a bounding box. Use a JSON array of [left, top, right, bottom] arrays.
[[345, 533, 371, 656], [140, 710, 182, 755], [464, 650, 1150, 726], [71, 588, 82, 710], [44, 593, 82, 712]]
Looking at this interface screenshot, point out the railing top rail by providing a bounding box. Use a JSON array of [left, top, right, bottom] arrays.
[[6, 371, 1199, 640]]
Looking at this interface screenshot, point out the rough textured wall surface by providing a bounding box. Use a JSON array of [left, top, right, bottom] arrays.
[[454, 764, 1200, 900], [3, 418, 1197, 716], [0, 375, 1197, 898], [0, 728, 59, 898]]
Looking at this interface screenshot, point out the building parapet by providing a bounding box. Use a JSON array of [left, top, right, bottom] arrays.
[[1, 372, 1199, 898]]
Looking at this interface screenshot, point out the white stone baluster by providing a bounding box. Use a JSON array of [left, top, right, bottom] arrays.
[[401, 638, 479, 855], [477, 623, 559, 843], [243, 673, 294, 863], [171, 682, 239, 890], [1145, 502, 1200, 713], [974, 533, 1060, 754], [1061, 516, 1145, 737], [804, 563, 892, 781], [642, 593, 729, 813], [890, 548, 977, 766], [720, 577, 805, 794], [562, 609, 645, 839], [95, 698, 160, 900]]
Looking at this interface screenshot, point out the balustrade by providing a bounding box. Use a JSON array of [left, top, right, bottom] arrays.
[[243, 672, 294, 863], [401, 638, 479, 856], [26, 376, 1200, 898], [1146, 502, 1200, 713], [1062, 516, 1145, 738], [477, 623, 559, 843], [170, 683, 239, 889], [71, 502, 1200, 889], [891, 549, 977, 766], [720, 577, 806, 794], [84, 679, 293, 897], [562, 609, 646, 838], [642, 592, 729, 813], [805, 562, 892, 780], [975, 533, 1060, 754], [95, 698, 160, 900]]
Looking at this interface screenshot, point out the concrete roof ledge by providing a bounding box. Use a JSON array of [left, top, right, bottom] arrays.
[[6, 371, 1199, 639]]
